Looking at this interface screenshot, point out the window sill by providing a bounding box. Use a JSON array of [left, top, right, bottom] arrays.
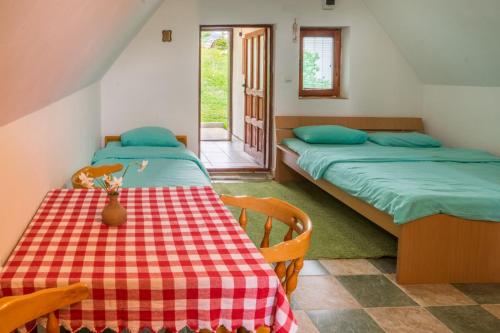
[[299, 96, 348, 100]]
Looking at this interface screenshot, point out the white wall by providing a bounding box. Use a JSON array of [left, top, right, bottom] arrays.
[[0, 0, 162, 126], [101, 0, 422, 153], [200, 0, 421, 117], [101, 0, 200, 152], [362, 0, 500, 155], [423, 85, 500, 155], [0, 83, 101, 263], [363, 0, 500, 87]]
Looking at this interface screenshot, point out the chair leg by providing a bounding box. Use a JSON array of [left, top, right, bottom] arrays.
[[46, 312, 59, 333], [285, 257, 304, 299]]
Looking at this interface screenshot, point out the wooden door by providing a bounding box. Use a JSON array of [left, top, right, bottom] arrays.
[[243, 28, 268, 166]]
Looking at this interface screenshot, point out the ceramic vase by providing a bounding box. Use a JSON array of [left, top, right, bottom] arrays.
[[101, 194, 127, 227]]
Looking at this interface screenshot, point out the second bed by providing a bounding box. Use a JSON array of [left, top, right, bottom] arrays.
[[275, 116, 500, 284]]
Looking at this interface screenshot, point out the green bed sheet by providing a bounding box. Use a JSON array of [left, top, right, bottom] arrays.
[[91, 144, 211, 187], [282, 138, 500, 224]]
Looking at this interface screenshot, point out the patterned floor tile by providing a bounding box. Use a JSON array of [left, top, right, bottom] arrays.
[[299, 260, 329, 276], [336, 275, 417, 307], [290, 295, 301, 310], [294, 310, 320, 333], [367, 307, 452, 333], [307, 309, 384, 333], [384, 273, 397, 282], [427, 305, 500, 333], [319, 259, 380, 275], [294, 276, 361, 310], [452, 283, 500, 304], [398, 284, 476, 306], [368, 257, 397, 273], [483, 304, 500, 319]]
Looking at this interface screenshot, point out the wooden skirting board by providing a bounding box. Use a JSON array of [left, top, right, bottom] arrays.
[[274, 116, 500, 284]]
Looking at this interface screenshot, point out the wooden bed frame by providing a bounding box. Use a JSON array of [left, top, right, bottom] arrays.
[[274, 116, 500, 284], [104, 135, 188, 147]]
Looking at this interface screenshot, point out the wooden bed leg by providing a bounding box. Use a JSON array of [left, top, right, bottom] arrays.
[[274, 148, 301, 183]]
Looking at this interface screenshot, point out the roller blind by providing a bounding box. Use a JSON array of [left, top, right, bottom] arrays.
[[302, 36, 334, 90]]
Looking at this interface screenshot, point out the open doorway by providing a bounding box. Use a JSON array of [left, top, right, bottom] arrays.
[[200, 28, 232, 141], [199, 25, 273, 171]]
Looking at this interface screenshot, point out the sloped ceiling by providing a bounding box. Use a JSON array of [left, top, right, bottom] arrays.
[[363, 0, 500, 86], [0, 0, 163, 126]]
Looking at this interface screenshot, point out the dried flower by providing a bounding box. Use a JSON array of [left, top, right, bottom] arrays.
[[138, 160, 149, 172], [108, 176, 123, 193], [79, 160, 148, 194], [78, 173, 94, 189], [103, 174, 111, 185]]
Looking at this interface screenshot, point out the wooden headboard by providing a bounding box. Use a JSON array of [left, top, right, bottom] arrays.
[[104, 135, 188, 147], [275, 116, 424, 143]]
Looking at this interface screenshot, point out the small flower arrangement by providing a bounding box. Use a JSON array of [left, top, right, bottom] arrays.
[[78, 160, 149, 195]]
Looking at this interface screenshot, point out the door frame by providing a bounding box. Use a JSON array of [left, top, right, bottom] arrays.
[[198, 24, 275, 171]]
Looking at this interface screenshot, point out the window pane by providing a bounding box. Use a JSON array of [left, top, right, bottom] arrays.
[[247, 39, 252, 87], [253, 37, 258, 89], [302, 36, 334, 90], [259, 35, 265, 90]]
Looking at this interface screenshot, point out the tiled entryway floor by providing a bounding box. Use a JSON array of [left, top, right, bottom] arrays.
[[200, 137, 262, 169], [294, 259, 500, 333], [200, 127, 229, 141]]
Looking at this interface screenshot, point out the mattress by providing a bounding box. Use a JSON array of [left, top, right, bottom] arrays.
[[282, 138, 500, 224], [91, 143, 211, 187]]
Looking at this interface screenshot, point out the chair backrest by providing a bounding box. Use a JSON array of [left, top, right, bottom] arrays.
[[220, 195, 312, 299], [71, 164, 123, 189], [0, 283, 89, 333]]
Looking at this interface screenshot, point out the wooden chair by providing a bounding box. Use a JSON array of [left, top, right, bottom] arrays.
[[0, 283, 89, 333], [71, 164, 123, 189], [220, 195, 312, 299]]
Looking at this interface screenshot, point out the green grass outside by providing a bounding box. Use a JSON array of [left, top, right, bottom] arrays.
[[200, 46, 229, 128]]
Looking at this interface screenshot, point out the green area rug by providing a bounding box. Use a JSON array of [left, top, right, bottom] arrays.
[[213, 181, 397, 259]]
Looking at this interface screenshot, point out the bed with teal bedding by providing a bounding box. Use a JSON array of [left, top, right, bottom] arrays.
[[91, 142, 211, 187], [282, 138, 500, 224]]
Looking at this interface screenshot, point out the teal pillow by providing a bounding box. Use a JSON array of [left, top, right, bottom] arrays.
[[121, 127, 180, 147], [106, 141, 122, 148], [368, 132, 442, 148], [293, 125, 368, 144]]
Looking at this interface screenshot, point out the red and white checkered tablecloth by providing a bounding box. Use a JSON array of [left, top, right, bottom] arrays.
[[0, 187, 297, 333]]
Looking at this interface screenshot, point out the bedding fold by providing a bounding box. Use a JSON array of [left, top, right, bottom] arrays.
[[282, 138, 500, 224], [91, 145, 210, 187], [297, 145, 500, 180]]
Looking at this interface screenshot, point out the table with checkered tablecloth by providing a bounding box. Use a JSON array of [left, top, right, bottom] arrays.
[[0, 187, 297, 333]]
